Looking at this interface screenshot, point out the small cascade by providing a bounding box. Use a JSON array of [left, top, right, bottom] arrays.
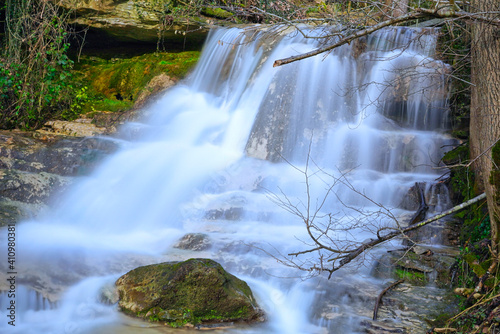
[[0, 25, 457, 333], [0, 286, 55, 313]]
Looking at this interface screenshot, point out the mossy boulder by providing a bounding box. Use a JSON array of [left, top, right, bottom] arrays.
[[115, 258, 265, 328]]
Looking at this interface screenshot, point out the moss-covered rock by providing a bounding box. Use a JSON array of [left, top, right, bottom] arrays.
[[373, 245, 460, 288], [115, 258, 265, 328], [75, 51, 200, 113]]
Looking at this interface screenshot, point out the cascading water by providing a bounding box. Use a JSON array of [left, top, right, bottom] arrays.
[[0, 25, 456, 333]]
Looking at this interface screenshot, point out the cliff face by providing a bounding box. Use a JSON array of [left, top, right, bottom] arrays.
[[62, 0, 209, 46]]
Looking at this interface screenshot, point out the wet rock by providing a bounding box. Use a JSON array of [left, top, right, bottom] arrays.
[[174, 233, 211, 251], [378, 54, 452, 131], [312, 277, 458, 334], [399, 181, 452, 213], [99, 282, 120, 305], [0, 199, 38, 227], [115, 258, 265, 327], [0, 130, 119, 225], [425, 182, 453, 211], [399, 182, 423, 211], [0, 130, 119, 176], [205, 207, 244, 221], [365, 284, 459, 334], [372, 245, 459, 287], [404, 218, 461, 247], [360, 320, 405, 333], [0, 169, 71, 204]]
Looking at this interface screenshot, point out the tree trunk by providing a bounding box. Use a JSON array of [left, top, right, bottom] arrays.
[[470, 0, 500, 252]]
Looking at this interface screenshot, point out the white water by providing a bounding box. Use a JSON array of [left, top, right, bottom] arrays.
[[0, 26, 455, 333]]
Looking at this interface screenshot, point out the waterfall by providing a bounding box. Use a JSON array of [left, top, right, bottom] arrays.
[[0, 25, 455, 333]]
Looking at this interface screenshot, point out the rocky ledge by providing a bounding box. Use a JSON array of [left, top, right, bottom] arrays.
[[0, 130, 119, 227]]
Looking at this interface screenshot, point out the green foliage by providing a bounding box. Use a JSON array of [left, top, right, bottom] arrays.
[[62, 86, 90, 121], [0, 0, 80, 129]]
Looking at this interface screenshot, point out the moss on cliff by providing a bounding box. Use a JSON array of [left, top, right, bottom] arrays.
[[74, 51, 200, 113]]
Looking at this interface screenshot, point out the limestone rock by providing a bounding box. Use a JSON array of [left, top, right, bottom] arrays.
[[0, 169, 71, 204], [41, 119, 108, 137], [61, 0, 209, 44], [0, 130, 119, 176], [115, 258, 264, 327], [205, 207, 244, 221], [0, 199, 41, 228], [372, 245, 458, 287], [0, 130, 119, 225], [134, 73, 176, 108], [174, 233, 211, 251]]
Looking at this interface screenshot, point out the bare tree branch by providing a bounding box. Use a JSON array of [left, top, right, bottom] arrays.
[[373, 279, 404, 320], [330, 192, 487, 277], [273, 8, 500, 67]]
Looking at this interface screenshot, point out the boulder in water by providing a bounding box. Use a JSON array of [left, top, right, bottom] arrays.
[[174, 233, 211, 251], [115, 258, 265, 328]]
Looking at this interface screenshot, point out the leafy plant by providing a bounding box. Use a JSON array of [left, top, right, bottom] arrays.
[[0, 0, 80, 129]]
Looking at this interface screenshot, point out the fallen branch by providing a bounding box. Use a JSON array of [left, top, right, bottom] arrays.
[[373, 279, 404, 320], [273, 11, 428, 67], [327, 193, 487, 278], [273, 9, 500, 67], [428, 328, 457, 333]]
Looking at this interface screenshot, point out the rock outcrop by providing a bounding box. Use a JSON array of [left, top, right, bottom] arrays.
[[62, 0, 209, 46], [115, 258, 264, 328], [0, 130, 119, 226]]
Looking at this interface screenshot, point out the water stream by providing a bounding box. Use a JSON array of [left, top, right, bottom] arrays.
[[0, 25, 456, 333]]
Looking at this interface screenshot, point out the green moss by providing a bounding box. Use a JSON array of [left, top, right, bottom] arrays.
[[463, 253, 488, 277], [442, 144, 468, 166], [201, 7, 233, 19], [116, 258, 261, 327], [90, 99, 133, 113], [74, 51, 200, 113], [395, 268, 426, 284], [428, 312, 454, 328], [442, 143, 490, 245]]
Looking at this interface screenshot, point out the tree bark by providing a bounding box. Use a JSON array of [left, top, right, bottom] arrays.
[[470, 0, 500, 252]]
